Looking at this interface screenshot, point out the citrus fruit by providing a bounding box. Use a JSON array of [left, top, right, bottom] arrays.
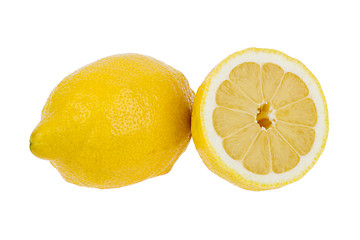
[[192, 48, 328, 190], [30, 54, 194, 189]]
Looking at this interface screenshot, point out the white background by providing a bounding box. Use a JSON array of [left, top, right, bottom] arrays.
[[1, 1, 359, 239]]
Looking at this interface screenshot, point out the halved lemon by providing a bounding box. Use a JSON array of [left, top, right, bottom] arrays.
[[192, 48, 328, 190]]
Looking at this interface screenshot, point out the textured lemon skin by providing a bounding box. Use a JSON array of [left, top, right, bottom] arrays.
[[191, 48, 329, 191], [30, 54, 194, 189]]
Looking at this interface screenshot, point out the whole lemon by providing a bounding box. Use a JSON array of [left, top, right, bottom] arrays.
[[30, 54, 194, 189]]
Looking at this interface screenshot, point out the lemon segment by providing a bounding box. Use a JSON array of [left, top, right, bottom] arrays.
[[275, 121, 315, 156], [222, 123, 260, 160], [229, 62, 262, 103], [213, 107, 255, 138], [261, 63, 284, 102], [272, 72, 309, 109], [192, 48, 328, 190], [267, 129, 300, 174], [216, 80, 258, 114], [276, 98, 317, 126], [242, 131, 271, 175]]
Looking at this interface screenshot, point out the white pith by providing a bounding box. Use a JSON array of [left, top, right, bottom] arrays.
[[203, 50, 327, 185]]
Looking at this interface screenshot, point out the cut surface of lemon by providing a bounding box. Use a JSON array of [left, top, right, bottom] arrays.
[[192, 48, 328, 190]]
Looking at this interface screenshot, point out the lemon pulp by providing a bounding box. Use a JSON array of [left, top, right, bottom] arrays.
[[213, 62, 317, 175]]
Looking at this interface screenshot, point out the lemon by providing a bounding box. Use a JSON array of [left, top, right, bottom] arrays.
[[30, 54, 194, 189], [192, 48, 328, 190]]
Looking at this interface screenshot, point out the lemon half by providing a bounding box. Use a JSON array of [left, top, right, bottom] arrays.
[[192, 48, 328, 190]]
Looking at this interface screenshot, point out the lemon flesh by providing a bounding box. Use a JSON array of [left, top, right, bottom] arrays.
[[192, 48, 328, 190], [30, 54, 194, 189]]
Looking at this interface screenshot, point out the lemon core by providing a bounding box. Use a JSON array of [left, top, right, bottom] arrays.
[[256, 103, 274, 130]]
